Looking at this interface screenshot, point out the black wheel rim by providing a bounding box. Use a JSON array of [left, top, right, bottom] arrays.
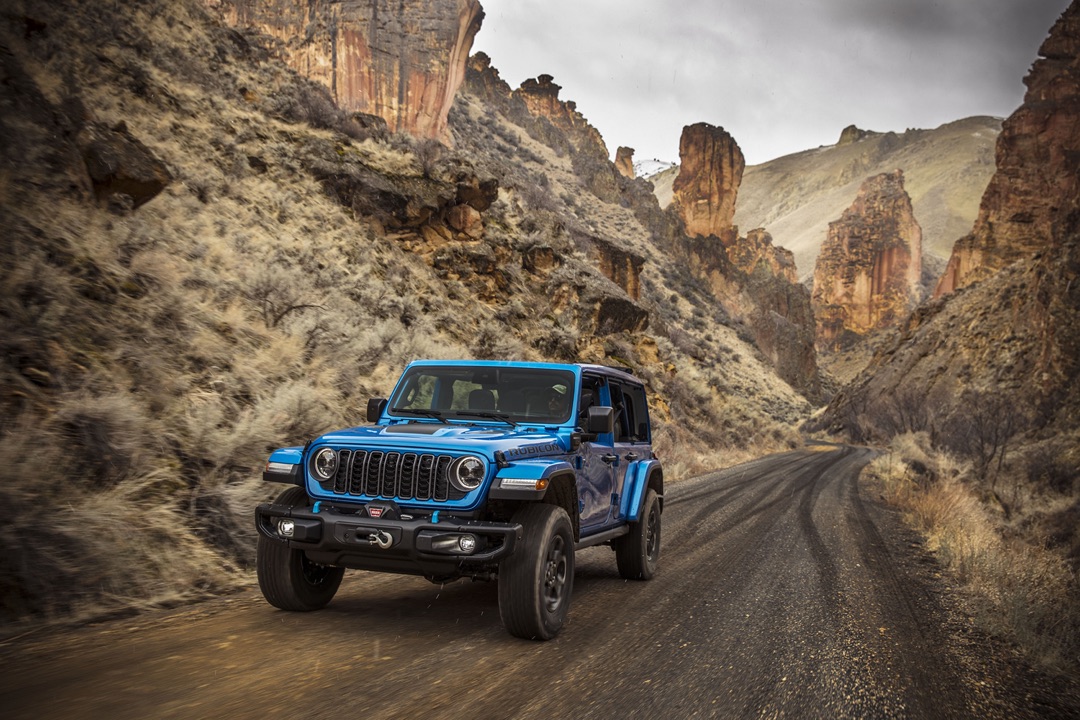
[[300, 553, 335, 586], [645, 506, 660, 560], [542, 534, 568, 613]]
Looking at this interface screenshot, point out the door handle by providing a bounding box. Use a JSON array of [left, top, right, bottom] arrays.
[[626, 452, 639, 461], [601, 453, 618, 464]]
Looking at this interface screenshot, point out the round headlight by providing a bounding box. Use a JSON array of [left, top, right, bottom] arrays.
[[311, 447, 339, 481], [449, 455, 485, 492]]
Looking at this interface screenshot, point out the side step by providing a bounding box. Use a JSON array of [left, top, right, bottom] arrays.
[[575, 524, 629, 551]]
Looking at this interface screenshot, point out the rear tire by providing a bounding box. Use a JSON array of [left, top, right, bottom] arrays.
[[498, 504, 575, 640], [616, 489, 660, 580], [257, 487, 344, 611]]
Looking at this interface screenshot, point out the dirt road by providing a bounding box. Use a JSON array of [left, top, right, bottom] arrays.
[[2, 445, 1075, 718]]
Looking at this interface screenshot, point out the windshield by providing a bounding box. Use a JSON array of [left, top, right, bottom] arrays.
[[388, 365, 576, 425]]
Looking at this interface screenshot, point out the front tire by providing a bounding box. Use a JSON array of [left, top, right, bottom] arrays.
[[616, 488, 660, 580], [498, 503, 575, 640], [257, 487, 344, 611]]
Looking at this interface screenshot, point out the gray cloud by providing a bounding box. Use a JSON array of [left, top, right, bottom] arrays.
[[473, 0, 1070, 165]]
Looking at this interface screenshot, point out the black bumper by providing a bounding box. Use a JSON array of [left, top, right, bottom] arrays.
[[254, 502, 522, 579]]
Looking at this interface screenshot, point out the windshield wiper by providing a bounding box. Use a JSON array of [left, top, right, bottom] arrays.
[[453, 410, 518, 427], [389, 407, 446, 422]]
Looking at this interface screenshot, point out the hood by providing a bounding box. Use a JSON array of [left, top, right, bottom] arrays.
[[315, 422, 568, 457]]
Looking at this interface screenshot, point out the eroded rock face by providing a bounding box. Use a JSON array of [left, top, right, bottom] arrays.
[[671, 232, 821, 399], [821, 3, 1080, 442], [579, 232, 645, 301], [812, 170, 922, 350], [206, 0, 483, 140], [615, 147, 635, 178], [729, 228, 798, 284], [935, 4, 1080, 296], [77, 122, 172, 211], [512, 74, 609, 160], [671, 123, 745, 239]]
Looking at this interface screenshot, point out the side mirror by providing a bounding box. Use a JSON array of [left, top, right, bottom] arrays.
[[367, 397, 388, 423], [587, 405, 614, 435]]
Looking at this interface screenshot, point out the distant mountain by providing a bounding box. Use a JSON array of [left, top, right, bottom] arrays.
[[633, 158, 676, 178], [651, 117, 999, 282]]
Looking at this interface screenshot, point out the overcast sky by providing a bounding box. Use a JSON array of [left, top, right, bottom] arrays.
[[472, 0, 1071, 166]]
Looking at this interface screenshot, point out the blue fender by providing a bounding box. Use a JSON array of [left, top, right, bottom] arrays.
[[620, 459, 662, 522], [494, 458, 575, 482], [490, 458, 576, 500]]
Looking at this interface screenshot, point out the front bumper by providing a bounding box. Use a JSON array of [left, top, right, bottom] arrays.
[[254, 501, 522, 580]]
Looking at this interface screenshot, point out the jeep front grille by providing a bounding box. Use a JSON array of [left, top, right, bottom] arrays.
[[325, 449, 463, 502]]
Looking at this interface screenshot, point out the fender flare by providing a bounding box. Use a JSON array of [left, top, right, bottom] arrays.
[[621, 459, 663, 522], [489, 458, 576, 500]]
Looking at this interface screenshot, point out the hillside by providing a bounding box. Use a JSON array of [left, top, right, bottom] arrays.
[[0, 0, 811, 623], [652, 117, 999, 282]]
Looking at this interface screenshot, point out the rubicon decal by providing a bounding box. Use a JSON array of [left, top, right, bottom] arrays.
[[504, 443, 561, 458]]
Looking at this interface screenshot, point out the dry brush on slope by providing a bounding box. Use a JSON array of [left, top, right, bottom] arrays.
[[818, 1, 1080, 675], [0, 0, 810, 624]]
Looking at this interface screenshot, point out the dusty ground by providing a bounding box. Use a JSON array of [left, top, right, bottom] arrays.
[[2, 445, 1077, 719]]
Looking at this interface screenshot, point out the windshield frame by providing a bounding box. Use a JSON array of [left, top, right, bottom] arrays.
[[386, 364, 577, 426]]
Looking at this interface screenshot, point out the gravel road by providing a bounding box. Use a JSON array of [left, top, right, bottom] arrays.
[[2, 444, 1076, 719]]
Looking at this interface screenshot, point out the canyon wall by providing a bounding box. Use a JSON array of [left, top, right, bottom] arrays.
[[205, 0, 483, 140], [935, 5, 1080, 296], [823, 2, 1080, 439]]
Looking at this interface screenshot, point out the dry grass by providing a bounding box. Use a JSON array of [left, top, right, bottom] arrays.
[[0, 0, 816, 629], [864, 433, 1080, 671]]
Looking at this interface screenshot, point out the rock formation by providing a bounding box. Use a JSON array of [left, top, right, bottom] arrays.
[[671, 123, 745, 239], [615, 147, 635, 178], [457, 58, 820, 397], [512, 74, 609, 160], [837, 124, 874, 146], [812, 170, 923, 350], [463, 52, 512, 111], [729, 228, 798, 283], [662, 122, 820, 398], [823, 2, 1080, 441], [77, 122, 172, 212], [935, 5, 1080, 296], [205, 0, 483, 141]]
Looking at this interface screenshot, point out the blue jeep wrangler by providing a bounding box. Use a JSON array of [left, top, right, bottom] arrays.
[[255, 360, 663, 640]]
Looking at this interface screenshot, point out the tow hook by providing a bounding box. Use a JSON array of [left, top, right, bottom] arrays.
[[369, 530, 394, 549]]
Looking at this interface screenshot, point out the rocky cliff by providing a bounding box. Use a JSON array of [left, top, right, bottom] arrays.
[[204, 0, 483, 140], [671, 123, 745, 240], [823, 2, 1080, 441], [812, 170, 923, 350], [649, 117, 999, 282], [615, 147, 635, 179], [935, 7, 1080, 296], [663, 123, 820, 398], [455, 54, 821, 399]]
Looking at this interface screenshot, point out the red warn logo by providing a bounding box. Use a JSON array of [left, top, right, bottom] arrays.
[[368, 507, 384, 518]]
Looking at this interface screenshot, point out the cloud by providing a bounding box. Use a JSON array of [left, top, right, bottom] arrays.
[[473, 0, 1071, 164]]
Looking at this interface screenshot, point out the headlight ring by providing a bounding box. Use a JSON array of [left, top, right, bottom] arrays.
[[310, 447, 339, 482], [449, 455, 485, 492]]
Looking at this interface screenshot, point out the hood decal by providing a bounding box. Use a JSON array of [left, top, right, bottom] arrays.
[[504, 443, 562, 459]]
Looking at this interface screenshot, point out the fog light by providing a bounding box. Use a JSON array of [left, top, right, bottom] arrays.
[[458, 534, 477, 553], [429, 533, 479, 554], [278, 519, 295, 538]]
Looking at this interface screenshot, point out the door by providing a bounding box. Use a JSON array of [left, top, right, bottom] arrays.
[[576, 375, 615, 531]]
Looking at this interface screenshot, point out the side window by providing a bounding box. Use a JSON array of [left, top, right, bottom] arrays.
[[615, 382, 649, 443], [610, 383, 630, 443], [578, 376, 602, 429]]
